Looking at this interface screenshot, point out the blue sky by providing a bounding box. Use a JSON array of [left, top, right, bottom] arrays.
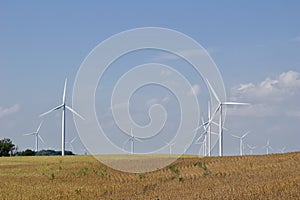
[[0, 1, 299, 155]]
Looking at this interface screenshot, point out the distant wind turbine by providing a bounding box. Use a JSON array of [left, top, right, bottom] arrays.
[[263, 139, 273, 155], [40, 79, 84, 156], [279, 147, 286, 154], [165, 140, 175, 155], [231, 131, 250, 156], [206, 79, 250, 156], [246, 144, 257, 155], [24, 121, 44, 152], [66, 137, 77, 152], [123, 126, 142, 154]]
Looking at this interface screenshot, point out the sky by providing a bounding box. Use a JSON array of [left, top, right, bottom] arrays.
[[0, 1, 299, 156]]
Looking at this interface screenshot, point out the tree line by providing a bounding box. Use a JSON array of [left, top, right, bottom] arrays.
[[0, 138, 74, 156]]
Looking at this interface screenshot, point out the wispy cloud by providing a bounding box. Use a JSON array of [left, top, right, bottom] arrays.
[[187, 84, 201, 96], [294, 36, 300, 42], [0, 104, 20, 118], [160, 69, 172, 77]]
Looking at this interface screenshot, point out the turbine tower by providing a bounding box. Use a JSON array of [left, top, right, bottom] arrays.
[[231, 131, 250, 156], [24, 121, 44, 152], [123, 126, 142, 154], [40, 79, 84, 156], [206, 79, 249, 156]]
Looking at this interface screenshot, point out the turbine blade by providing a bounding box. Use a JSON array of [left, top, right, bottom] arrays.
[[223, 102, 250, 106], [62, 78, 67, 104], [208, 101, 211, 119], [134, 137, 143, 142], [130, 126, 134, 137], [36, 121, 43, 133], [70, 137, 77, 143], [65, 106, 85, 120], [210, 131, 219, 136], [230, 134, 240, 139], [201, 117, 205, 125], [38, 135, 45, 144], [211, 121, 219, 127], [195, 131, 206, 143], [242, 131, 250, 138], [122, 138, 131, 149], [40, 104, 63, 117], [210, 105, 221, 122], [194, 123, 205, 132], [206, 78, 221, 103], [269, 145, 273, 150], [23, 132, 35, 136], [201, 117, 208, 131]]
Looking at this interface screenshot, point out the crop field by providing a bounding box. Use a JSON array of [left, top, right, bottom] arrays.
[[1, 152, 300, 199]]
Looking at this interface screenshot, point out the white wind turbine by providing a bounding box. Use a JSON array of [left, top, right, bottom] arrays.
[[66, 137, 77, 153], [40, 79, 84, 156], [195, 129, 207, 156], [123, 126, 142, 154], [195, 116, 219, 156], [279, 147, 286, 154], [206, 79, 249, 156], [24, 121, 44, 152], [263, 139, 273, 155], [231, 131, 250, 156], [246, 144, 257, 155], [165, 140, 176, 155], [196, 139, 206, 157]]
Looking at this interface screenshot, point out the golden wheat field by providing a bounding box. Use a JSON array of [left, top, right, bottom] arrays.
[[1, 152, 300, 200]]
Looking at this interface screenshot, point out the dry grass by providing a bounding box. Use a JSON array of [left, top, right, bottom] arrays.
[[1, 152, 300, 199]]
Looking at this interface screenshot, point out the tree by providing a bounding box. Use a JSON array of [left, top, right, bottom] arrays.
[[19, 149, 35, 156], [0, 138, 15, 156]]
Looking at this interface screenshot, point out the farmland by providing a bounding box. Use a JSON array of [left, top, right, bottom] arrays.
[[1, 152, 300, 199]]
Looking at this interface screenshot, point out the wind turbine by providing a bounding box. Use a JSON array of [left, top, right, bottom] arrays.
[[206, 79, 249, 156], [24, 121, 44, 152], [40, 79, 84, 156], [66, 137, 77, 153], [165, 140, 175, 155], [231, 131, 250, 156], [123, 126, 142, 154], [194, 101, 227, 157], [263, 139, 273, 155], [279, 147, 286, 154], [206, 101, 212, 156], [246, 144, 257, 155], [195, 129, 207, 156]]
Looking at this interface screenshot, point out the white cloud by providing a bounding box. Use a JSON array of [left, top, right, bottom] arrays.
[[187, 84, 201, 96], [294, 36, 300, 42], [229, 71, 300, 117], [0, 104, 20, 118], [231, 70, 300, 102], [162, 96, 170, 103], [160, 69, 172, 77]]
